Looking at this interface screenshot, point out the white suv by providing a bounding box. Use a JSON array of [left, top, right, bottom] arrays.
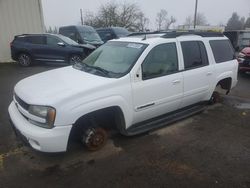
[[8, 32, 238, 152]]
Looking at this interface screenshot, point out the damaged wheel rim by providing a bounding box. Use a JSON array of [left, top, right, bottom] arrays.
[[83, 128, 108, 151]]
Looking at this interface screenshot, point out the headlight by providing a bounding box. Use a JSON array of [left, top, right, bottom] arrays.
[[28, 105, 56, 128], [238, 52, 246, 58]]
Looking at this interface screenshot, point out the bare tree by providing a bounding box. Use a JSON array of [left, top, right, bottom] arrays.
[[137, 12, 149, 32], [225, 12, 244, 31], [155, 9, 176, 30], [184, 12, 208, 27], [83, 2, 148, 31], [196, 12, 207, 25], [245, 16, 250, 29], [184, 15, 193, 27], [156, 9, 168, 31]]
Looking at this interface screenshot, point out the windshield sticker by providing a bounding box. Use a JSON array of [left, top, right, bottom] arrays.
[[127, 43, 143, 49]]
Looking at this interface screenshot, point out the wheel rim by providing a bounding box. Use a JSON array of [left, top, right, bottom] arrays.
[[83, 128, 108, 151], [70, 55, 81, 64], [19, 54, 30, 66]]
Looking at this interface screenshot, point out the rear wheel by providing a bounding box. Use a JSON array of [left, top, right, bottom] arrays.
[[18, 53, 32, 67], [209, 91, 221, 105], [69, 54, 82, 65]]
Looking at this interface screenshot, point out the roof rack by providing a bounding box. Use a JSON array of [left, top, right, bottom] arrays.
[[128, 30, 224, 38], [161, 31, 224, 38], [128, 31, 166, 37]]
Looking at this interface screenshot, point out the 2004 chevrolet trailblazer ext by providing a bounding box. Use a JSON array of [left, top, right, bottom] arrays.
[[8, 32, 238, 152]]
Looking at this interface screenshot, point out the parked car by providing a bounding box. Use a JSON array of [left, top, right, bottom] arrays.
[[10, 34, 95, 66], [238, 47, 250, 73], [224, 30, 250, 51], [59, 25, 103, 47], [9, 31, 238, 152], [96, 27, 130, 43]]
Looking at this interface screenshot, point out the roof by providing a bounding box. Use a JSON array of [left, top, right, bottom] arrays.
[[113, 31, 227, 45]]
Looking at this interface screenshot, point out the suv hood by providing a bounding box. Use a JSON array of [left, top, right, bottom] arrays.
[[14, 66, 115, 105]]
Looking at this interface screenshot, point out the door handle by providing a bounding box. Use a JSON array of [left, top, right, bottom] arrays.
[[172, 80, 181, 84], [206, 72, 212, 76]]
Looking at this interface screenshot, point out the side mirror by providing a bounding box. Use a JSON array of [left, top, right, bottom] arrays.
[[57, 42, 65, 47]]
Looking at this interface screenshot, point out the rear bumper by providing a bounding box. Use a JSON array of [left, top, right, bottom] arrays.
[[239, 60, 250, 71], [8, 101, 72, 152]]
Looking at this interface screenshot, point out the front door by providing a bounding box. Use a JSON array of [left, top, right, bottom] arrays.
[[131, 42, 183, 124]]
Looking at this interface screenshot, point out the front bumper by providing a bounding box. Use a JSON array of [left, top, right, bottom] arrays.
[[8, 101, 72, 152]]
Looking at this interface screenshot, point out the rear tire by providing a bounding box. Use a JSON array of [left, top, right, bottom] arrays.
[[18, 53, 32, 67], [208, 91, 221, 105]]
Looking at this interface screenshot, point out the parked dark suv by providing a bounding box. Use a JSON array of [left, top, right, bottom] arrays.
[[96, 27, 130, 43], [10, 34, 95, 66]]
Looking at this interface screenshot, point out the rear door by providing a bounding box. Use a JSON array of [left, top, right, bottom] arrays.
[[27, 35, 47, 59], [179, 40, 213, 108]]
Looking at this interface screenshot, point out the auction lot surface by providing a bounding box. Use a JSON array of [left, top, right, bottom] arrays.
[[0, 63, 250, 188]]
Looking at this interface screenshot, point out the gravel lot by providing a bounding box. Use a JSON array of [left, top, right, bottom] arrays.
[[0, 63, 250, 188]]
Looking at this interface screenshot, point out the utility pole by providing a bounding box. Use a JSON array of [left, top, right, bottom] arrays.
[[193, 0, 198, 29], [80, 9, 83, 25]]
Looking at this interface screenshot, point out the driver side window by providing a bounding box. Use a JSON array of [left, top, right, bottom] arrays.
[[142, 43, 178, 80]]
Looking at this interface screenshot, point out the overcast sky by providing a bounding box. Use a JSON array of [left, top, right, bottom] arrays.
[[41, 0, 250, 30]]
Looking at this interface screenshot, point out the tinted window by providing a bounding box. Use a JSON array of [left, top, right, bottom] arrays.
[[181, 41, 208, 69], [28, 36, 46, 45], [15, 36, 27, 42], [59, 27, 77, 41], [46, 36, 62, 45], [209, 40, 235, 63], [112, 28, 130, 37], [142, 43, 178, 80], [97, 30, 113, 42]]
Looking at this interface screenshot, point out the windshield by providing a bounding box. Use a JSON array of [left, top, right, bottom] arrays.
[[58, 35, 79, 45], [78, 27, 102, 43], [75, 41, 147, 78]]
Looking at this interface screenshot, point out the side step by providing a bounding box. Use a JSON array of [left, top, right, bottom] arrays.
[[126, 104, 206, 136]]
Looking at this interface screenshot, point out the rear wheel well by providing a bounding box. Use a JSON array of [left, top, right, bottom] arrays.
[[69, 106, 125, 141], [17, 51, 32, 59], [216, 77, 232, 94]]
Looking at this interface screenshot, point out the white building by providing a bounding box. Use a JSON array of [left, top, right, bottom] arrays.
[[0, 0, 45, 62]]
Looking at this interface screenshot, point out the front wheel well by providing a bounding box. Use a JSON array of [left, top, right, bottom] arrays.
[[69, 106, 125, 141]]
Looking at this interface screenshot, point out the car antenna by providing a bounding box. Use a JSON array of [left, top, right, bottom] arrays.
[[142, 33, 147, 41]]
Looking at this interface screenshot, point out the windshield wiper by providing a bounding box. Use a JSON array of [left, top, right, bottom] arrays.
[[74, 63, 110, 77], [89, 66, 110, 77]]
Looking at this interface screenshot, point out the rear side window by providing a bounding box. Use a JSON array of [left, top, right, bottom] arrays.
[[181, 41, 209, 69], [28, 36, 46, 45], [15, 36, 28, 42], [209, 40, 235, 63]]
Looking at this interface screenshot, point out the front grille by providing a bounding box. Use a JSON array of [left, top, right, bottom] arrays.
[[14, 94, 29, 111]]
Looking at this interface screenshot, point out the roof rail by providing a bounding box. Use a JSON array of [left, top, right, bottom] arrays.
[[128, 31, 167, 37], [161, 31, 224, 38]]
